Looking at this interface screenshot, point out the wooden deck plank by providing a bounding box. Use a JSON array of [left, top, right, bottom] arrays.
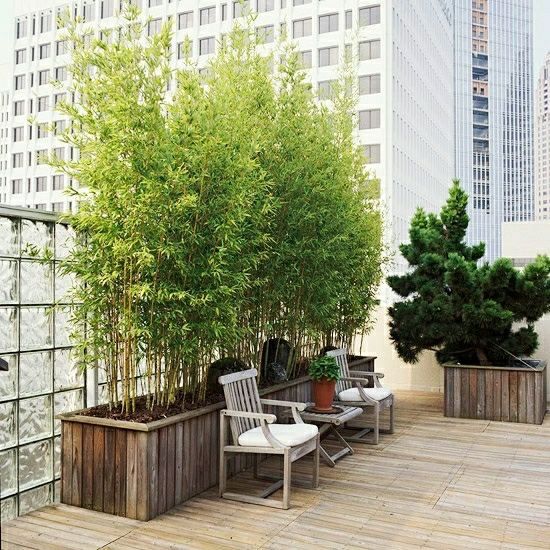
[[4, 390, 550, 550]]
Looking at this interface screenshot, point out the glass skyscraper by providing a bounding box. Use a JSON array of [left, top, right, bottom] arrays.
[[454, 0, 534, 262]]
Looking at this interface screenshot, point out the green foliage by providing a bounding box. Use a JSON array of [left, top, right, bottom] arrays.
[[308, 356, 340, 382], [53, 4, 384, 412], [388, 180, 550, 366]]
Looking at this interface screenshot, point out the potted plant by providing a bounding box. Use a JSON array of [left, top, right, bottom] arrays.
[[388, 181, 550, 423], [308, 356, 340, 412]]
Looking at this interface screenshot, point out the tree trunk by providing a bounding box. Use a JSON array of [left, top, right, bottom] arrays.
[[475, 347, 491, 366]]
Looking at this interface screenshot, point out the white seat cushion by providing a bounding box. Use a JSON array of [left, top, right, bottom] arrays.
[[338, 386, 392, 402], [238, 423, 318, 448]]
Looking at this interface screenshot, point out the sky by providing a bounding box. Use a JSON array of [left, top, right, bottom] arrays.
[[0, 1, 550, 85]]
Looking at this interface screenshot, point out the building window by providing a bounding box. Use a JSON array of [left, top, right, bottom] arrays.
[[292, 18, 312, 38], [363, 144, 380, 164], [38, 70, 50, 86], [82, 2, 95, 21], [36, 149, 48, 165], [293, 0, 311, 5], [257, 25, 274, 44], [35, 177, 48, 192], [359, 74, 380, 95], [199, 37, 215, 55], [14, 100, 24, 116], [54, 93, 66, 107], [359, 5, 381, 26], [200, 7, 216, 25], [319, 46, 338, 67], [15, 49, 26, 64], [40, 12, 52, 33], [318, 80, 335, 100], [37, 123, 49, 138], [53, 147, 65, 161], [13, 127, 24, 142], [298, 50, 312, 69], [54, 120, 66, 136], [101, 0, 115, 18], [12, 153, 24, 168], [16, 19, 28, 39], [345, 10, 352, 30], [39, 43, 51, 59], [233, 1, 250, 17], [54, 66, 67, 82], [359, 109, 381, 129], [15, 74, 26, 90], [319, 13, 338, 34], [52, 202, 64, 212], [359, 39, 381, 60], [149, 0, 162, 6], [56, 40, 68, 55], [257, 0, 274, 12], [11, 179, 23, 194], [221, 4, 228, 20], [53, 175, 65, 190], [148, 18, 162, 36], [178, 11, 192, 29]]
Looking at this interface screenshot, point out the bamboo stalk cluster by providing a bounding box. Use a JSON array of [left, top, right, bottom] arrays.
[[53, 5, 385, 412]]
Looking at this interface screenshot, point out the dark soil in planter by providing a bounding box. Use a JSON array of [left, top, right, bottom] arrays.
[[78, 377, 292, 423]]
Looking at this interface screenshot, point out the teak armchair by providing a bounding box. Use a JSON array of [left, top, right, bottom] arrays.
[[218, 368, 320, 509], [327, 348, 394, 444]]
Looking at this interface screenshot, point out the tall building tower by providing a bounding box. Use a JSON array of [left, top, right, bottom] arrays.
[[454, 0, 534, 262], [2, 0, 454, 264], [535, 52, 550, 220], [0, 90, 10, 204]]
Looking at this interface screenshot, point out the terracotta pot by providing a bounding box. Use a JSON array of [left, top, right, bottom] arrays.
[[312, 378, 336, 412]]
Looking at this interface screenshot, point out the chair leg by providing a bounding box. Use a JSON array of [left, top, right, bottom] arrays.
[[219, 415, 226, 497], [389, 400, 395, 434], [282, 449, 291, 510], [312, 434, 320, 488], [373, 403, 380, 445]]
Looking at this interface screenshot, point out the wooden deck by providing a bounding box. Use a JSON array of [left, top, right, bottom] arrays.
[[4, 390, 550, 549]]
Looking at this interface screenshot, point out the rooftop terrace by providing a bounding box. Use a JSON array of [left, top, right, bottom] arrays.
[[3, 391, 550, 550]]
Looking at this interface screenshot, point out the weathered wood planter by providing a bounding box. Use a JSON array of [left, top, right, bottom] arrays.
[[58, 376, 312, 521], [443, 360, 547, 424]]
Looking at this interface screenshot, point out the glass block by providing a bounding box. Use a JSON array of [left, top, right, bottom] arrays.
[[54, 349, 83, 391], [19, 395, 52, 444], [0, 401, 17, 450], [0, 308, 18, 353], [0, 260, 18, 304], [0, 449, 17, 497], [54, 307, 72, 347], [20, 260, 53, 304], [19, 439, 53, 491], [19, 352, 52, 398], [54, 265, 75, 304], [97, 365, 107, 384], [1, 496, 17, 523], [0, 354, 17, 402], [55, 224, 74, 259], [54, 479, 61, 503], [97, 383, 109, 405], [20, 307, 52, 351], [54, 389, 84, 434], [21, 219, 54, 258], [54, 436, 61, 478], [0, 216, 20, 257], [19, 483, 53, 516]]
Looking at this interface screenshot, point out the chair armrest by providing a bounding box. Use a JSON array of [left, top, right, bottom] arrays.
[[220, 409, 277, 423], [341, 376, 370, 385], [260, 399, 306, 424], [260, 399, 306, 411], [352, 370, 385, 379]]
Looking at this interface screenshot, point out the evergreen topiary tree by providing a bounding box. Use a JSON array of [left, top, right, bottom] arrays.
[[388, 180, 550, 366]]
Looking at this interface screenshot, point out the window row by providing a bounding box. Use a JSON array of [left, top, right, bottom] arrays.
[[15, 41, 68, 65], [318, 74, 380, 99], [14, 68, 67, 90], [11, 175, 66, 194], [12, 121, 69, 142], [12, 94, 67, 118], [12, 148, 69, 169]]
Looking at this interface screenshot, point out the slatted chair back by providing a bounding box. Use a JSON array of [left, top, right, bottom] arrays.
[[326, 348, 352, 395], [218, 368, 263, 444]]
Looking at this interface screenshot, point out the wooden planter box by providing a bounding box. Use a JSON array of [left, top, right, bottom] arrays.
[[443, 361, 547, 424], [58, 376, 312, 521]]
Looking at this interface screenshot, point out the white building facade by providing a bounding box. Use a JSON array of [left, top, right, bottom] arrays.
[[454, 0, 534, 262], [535, 52, 550, 220], [1, 0, 454, 267]]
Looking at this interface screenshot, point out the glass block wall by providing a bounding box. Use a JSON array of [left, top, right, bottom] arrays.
[[0, 207, 85, 522]]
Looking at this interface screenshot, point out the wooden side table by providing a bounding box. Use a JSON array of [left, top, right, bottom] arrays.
[[289, 404, 363, 467]]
